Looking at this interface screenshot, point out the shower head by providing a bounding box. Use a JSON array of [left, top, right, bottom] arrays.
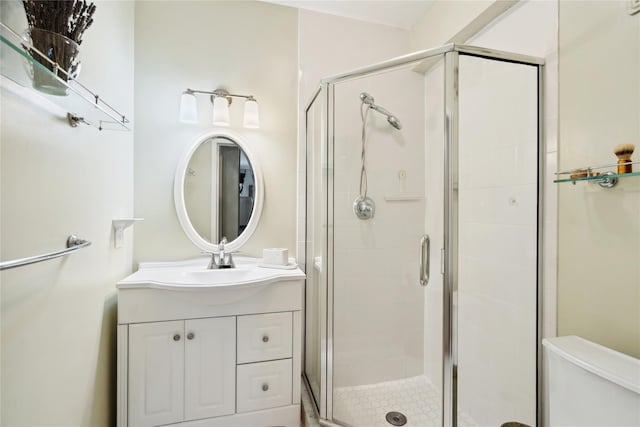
[[370, 104, 402, 130], [360, 92, 402, 130], [387, 115, 402, 130]]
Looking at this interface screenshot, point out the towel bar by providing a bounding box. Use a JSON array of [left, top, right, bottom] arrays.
[[0, 235, 91, 271]]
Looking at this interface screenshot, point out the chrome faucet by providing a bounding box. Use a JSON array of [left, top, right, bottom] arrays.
[[207, 237, 235, 269], [218, 237, 226, 262]]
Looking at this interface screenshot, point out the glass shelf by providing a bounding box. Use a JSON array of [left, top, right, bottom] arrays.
[[0, 22, 130, 131], [554, 171, 640, 184]]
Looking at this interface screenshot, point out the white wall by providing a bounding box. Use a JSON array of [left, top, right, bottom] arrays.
[[409, 0, 498, 50], [134, 1, 298, 263], [0, 1, 134, 425], [297, 10, 411, 269], [298, 9, 411, 106], [558, 0, 640, 358]]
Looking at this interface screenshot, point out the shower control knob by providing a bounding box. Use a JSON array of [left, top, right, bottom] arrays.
[[262, 383, 269, 392], [262, 335, 269, 343], [173, 334, 181, 341]]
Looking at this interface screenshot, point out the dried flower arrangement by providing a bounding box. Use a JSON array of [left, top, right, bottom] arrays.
[[22, 0, 96, 84]]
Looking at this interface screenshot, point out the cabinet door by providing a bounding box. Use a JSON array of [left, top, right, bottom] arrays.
[[129, 321, 184, 427], [184, 317, 236, 420]]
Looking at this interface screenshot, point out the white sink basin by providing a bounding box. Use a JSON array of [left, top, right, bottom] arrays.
[[181, 268, 259, 285], [116, 257, 304, 291]]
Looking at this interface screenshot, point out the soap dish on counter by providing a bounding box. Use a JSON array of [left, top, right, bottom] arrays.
[[258, 261, 298, 270]]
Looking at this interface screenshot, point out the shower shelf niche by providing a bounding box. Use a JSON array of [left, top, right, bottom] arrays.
[[0, 22, 130, 131], [554, 161, 640, 188]]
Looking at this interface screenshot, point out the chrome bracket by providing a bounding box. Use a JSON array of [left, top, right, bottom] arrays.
[[210, 89, 233, 106], [593, 171, 618, 188], [67, 112, 86, 128]]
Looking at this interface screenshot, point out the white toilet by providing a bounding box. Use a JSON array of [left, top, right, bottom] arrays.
[[543, 335, 640, 427]]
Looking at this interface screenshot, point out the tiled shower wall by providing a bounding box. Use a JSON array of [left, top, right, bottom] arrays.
[[332, 68, 426, 389]]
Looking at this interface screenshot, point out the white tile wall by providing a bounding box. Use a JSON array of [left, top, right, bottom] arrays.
[[331, 66, 427, 393], [469, 0, 559, 341], [454, 48, 541, 427]]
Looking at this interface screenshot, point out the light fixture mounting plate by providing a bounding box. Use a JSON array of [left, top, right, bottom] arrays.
[[211, 89, 232, 105]]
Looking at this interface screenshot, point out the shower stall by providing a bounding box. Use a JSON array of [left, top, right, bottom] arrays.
[[303, 45, 544, 427]]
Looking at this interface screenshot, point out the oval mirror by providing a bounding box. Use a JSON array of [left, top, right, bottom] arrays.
[[174, 130, 263, 253]]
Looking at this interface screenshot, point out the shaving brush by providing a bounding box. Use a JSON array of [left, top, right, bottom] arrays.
[[614, 144, 635, 174]]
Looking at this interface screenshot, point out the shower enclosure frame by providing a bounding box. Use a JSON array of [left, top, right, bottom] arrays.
[[302, 43, 545, 427]]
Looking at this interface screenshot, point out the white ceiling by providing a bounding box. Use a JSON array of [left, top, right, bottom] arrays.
[[262, 1, 435, 30]]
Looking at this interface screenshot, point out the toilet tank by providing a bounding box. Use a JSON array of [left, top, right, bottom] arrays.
[[543, 336, 640, 427]]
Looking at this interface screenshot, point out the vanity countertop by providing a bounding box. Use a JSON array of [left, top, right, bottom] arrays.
[[117, 256, 305, 290]]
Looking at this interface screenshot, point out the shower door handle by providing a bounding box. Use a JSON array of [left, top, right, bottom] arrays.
[[420, 234, 430, 287]]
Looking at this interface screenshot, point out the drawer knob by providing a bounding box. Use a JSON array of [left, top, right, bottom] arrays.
[[262, 383, 269, 392], [262, 335, 269, 343], [187, 332, 194, 340], [173, 334, 181, 341]]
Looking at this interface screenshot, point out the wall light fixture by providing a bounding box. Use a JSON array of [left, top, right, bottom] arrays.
[[179, 88, 260, 129]]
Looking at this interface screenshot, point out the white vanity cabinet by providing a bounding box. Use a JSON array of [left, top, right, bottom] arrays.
[[116, 259, 304, 427], [128, 317, 236, 426], [127, 320, 185, 426]]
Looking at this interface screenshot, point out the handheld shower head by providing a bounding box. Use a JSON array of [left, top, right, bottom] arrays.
[[387, 115, 402, 130], [370, 104, 402, 130], [360, 93, 402, 130]]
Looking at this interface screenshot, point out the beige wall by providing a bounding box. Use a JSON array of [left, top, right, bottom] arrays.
[[298, 9, 410, 105], [0, 1, 134, 425], [133, 1, 298, 263], [409, 0, 516, 51], [296, 9, 410, 267], [558, 0, 640, 358]]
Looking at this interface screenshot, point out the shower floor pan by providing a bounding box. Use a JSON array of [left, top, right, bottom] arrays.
[[333, 375, 478, 427]]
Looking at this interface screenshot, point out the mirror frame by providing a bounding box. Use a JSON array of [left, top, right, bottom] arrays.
[[174, 130, 264, 253]]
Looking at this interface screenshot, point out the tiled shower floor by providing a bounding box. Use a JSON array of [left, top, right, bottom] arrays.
[[332, 375, 478, 427]]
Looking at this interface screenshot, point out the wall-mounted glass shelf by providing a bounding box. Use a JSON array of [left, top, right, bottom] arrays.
[[554, 161, 639, 188], [0, 22, 130, 131], [554, 171, 640, 184]]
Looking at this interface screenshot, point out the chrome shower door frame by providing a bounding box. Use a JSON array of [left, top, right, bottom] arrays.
[[303, 44, 545, 427]]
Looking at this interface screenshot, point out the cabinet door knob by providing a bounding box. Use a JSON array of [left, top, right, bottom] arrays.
[[187, 332, 194, 340], [262, 383, 269, 392], [262, 335, 269, 343], [173, 334, 181, 341]]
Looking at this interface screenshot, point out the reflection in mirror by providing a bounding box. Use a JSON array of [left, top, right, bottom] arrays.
[[184, 136, 255, 244]]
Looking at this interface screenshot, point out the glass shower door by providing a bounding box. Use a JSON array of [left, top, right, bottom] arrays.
[[328, 60, 446, 427], [304, 46, 543, 427], [304, 88, 324, 412]]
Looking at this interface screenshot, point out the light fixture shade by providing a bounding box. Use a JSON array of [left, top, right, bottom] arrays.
[[179, 92, 198, 123], [243, 99, 260, 129], [212, 96, 230, 126]]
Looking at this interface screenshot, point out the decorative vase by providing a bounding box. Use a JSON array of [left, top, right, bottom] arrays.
[[22, 28, 81, 96]]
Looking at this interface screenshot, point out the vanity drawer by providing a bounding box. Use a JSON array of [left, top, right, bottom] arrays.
[[237, 312, 292, 363], [236, 358, 292, 413]]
